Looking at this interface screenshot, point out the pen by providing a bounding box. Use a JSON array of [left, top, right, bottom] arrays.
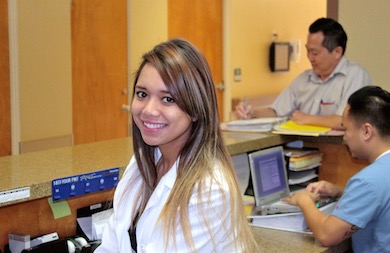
[[320, 99, 334, 105], [243, 96, 248, 119]]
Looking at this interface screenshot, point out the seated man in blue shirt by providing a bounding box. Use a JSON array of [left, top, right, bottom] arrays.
[[235, 18, 372, 129], [283, 86, 390, 252]]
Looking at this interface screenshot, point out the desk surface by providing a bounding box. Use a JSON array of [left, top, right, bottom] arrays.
[[253, 226, 350, 252]]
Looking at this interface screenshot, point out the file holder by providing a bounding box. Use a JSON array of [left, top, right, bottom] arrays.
[[76, 200, 113, 241]]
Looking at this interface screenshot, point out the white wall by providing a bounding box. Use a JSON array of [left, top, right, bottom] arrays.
[[17, 0, 72, 142], [339, 0, 390, 91]]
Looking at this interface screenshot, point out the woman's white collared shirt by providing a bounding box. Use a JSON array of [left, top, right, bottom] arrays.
[[95, 152, 240, 253]]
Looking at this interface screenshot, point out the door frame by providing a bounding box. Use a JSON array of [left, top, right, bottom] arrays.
[[8, 0, 21, 155]]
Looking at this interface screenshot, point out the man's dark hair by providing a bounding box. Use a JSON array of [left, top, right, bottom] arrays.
[[348, 86, 390, 136], [309, 17, 347, 55]]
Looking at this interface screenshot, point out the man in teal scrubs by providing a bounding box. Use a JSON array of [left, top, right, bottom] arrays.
[[283, 86, 390, 252]]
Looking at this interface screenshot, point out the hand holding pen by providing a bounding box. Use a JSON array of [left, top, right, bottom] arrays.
[[234, 96, 253, 119]]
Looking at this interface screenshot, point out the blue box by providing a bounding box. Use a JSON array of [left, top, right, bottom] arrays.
[[52, 168, 119, 201]]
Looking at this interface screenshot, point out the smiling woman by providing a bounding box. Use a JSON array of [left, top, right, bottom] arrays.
[[95, 38, 257, 253]]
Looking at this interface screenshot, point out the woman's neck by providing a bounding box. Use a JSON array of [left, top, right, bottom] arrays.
[[156, 154, 177, 182]]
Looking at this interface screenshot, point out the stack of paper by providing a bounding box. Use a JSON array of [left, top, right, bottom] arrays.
[[248, 202, 336, 234], [249, 211, 309, 232], [288, 170, 318, 185], [284, 148, 322, 186], [221, 117, 285, 132], [284, 148, 318, 157], [288, 152, 322, 171]]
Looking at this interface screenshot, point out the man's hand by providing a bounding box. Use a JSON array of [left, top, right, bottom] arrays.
[[234, 102, 253, 119], [282, 190, 319, 206], [306, 180, 343, 198]]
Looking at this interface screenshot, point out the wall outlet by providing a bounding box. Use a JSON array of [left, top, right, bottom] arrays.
[[234, 68, 242, 82]]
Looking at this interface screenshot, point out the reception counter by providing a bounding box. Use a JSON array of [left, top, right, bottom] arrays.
[[0, 132, 361, 251], [0, 132, 290, 208]]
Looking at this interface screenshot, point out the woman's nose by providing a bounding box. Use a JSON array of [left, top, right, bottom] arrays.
[[142, 98, 160, 116]]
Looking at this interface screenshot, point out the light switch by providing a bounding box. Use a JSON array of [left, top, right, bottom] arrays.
[[234, 68, 242, 82]]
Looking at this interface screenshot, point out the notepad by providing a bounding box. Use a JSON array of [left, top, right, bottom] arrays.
[[221, 117, 285, 132]]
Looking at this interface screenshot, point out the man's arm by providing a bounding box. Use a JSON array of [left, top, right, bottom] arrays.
[[234, 102, 277, 119], [290, 111, 343, 129], [252, 107, 277, 118], [283, 191, 358, 246], [234, 105, 343, 129]]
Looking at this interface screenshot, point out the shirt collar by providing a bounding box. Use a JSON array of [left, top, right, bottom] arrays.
[[309, 56, 347, 83], [375, 149, 390, 161]]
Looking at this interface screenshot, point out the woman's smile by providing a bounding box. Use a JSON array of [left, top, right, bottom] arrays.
[[143, 121, 166, 130]]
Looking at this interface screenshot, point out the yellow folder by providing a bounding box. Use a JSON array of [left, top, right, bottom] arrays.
[[272, 120, 331, 136]]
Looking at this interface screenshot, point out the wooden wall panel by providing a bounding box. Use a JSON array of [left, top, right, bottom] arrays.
[[72, 0, 128, 145], [168, 0, 224, 120], [305, 142, 368, 186], [0, 0, 11, 157]]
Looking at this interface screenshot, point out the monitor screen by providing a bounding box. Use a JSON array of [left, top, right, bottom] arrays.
[[252, 151, 287, 197], [249, 146, 289, 206]]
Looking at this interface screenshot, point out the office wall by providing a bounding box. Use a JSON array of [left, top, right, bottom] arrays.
[[339, 0, 390, 91], [17, 0, 72, 142], [224, 0, 326, 119]]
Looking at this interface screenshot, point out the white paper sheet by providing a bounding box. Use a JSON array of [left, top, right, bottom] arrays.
[[231, 153, 250, 195]]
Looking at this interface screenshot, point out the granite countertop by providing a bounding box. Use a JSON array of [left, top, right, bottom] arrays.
[[0, 138, 133, 207], [0, 132, 344, 207], [252, 226, 351, 252]]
